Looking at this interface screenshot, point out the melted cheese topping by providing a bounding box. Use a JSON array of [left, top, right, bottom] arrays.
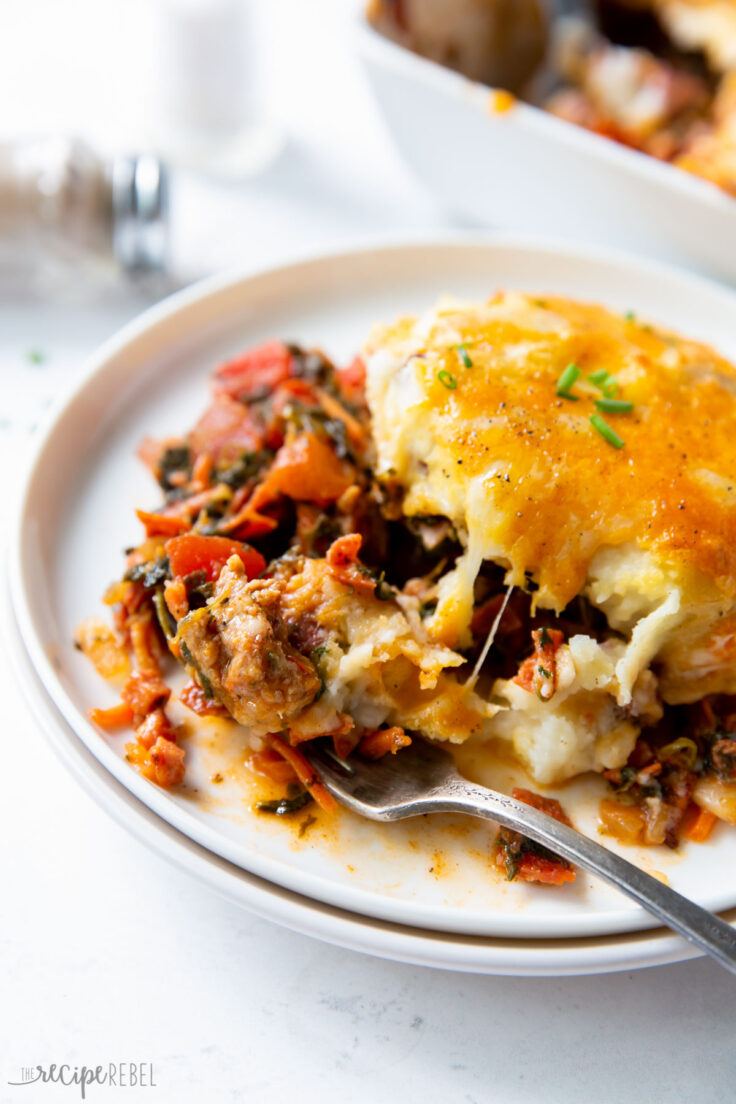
[[366, 293, 736, 651]]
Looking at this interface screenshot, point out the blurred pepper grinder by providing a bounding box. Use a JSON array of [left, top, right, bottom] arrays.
[[0, 1, 281, 298], [0, 136, 169, 297]]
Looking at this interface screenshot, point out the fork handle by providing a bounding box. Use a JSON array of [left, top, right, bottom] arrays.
[[418, 778, 736, 975]]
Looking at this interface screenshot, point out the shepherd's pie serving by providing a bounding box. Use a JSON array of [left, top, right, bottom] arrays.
[[77, 293, 736, 885]]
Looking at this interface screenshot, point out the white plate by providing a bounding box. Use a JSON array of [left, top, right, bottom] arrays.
[[354, 19, 736, 286], [11, 238, 736, 969]]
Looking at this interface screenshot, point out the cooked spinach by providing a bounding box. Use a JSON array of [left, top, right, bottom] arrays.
[[125, 555, 170, 589], [256, 790, 313, 816], [217, 450, 272, 489], [179, 639, 215, 699], [157, 445, 192, 491]]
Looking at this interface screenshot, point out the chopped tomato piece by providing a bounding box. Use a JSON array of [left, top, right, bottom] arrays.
[[213, 340, 294, 400], [250, 433, 353, 510], [325, 533, 376, 595], [512, 788, 573, 826], [336, 355, 366, 405], [189, 394, 263, 463], [495, 788, 576, 885], [326, 532, 362, 566], [165, 533, 266, 583], [271, 378, 318, 415], [359, 727, 412, 759], [516, 852, 576, 886]]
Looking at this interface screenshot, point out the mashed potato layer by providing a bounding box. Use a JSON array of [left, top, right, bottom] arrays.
[[365, 294, 736, 781]]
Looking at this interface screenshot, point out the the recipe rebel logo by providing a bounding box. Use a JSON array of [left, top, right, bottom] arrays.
[[7, 1062, 157, 1098]]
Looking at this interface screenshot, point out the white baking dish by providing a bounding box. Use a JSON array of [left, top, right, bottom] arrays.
[[354, 17, 736, 285]]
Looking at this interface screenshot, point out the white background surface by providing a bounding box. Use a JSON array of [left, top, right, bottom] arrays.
[[2, 2, 736, 1101]]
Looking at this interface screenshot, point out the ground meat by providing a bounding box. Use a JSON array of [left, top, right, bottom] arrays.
[[175, 557, 322, 735], [148, 737, 186, 787]]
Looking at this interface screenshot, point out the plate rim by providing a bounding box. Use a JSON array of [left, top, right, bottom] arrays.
[[11, 234, 736, 949]]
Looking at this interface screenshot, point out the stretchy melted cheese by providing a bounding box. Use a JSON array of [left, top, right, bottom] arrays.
[[365, 295, 736, 779]]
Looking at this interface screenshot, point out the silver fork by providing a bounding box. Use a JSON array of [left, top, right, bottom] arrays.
[[301, 736, 736, 975]]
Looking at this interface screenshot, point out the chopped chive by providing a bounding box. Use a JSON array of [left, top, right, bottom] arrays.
[[624, 311, 636, 322], [557, 391, 579, 402], [456, 344, 473, 368], [594, 397, 633, 413], [556, 362, 580, 397], [437, 369, 457, 390], [602, 378, 619, 397], [590, 413, 624, 449], [588, 369, 609, 385], [27, 348, 46, 365]]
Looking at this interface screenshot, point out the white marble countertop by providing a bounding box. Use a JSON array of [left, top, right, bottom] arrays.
[[2, 2, 736, 1101]]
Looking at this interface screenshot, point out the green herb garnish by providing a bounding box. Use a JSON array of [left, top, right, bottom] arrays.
[[590, 413, 624, 449], [594, 397, 633, 414], [456, 344, 473, 369], [556, 362, 580, 398], [589, 369, 619, 398], [27, 348, 46, 365], [437, 369, 457, 390]]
